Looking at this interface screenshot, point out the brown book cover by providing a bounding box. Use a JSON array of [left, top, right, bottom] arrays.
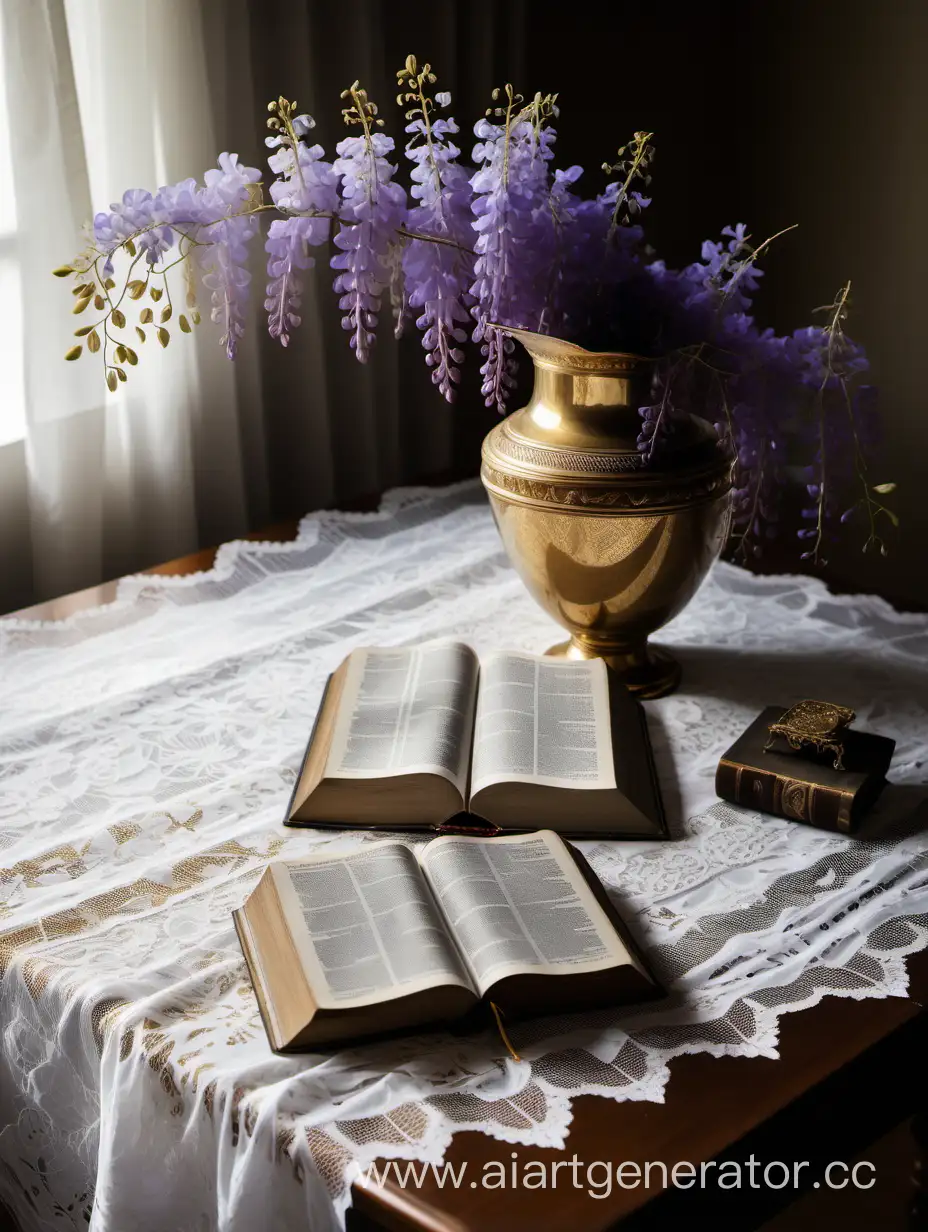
[[716, 706, 895, 833]]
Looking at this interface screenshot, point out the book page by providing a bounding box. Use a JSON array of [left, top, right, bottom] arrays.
[[272, 843, 475, 1010], [419, 830, 632, 993], [326, 643, 478, 793], [470, 652, 617, 794]]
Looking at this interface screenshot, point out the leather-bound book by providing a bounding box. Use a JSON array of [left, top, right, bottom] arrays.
[[716, 706, 895, 833]]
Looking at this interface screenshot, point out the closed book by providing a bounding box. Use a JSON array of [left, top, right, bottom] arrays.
[[716, 706, 895, 833]]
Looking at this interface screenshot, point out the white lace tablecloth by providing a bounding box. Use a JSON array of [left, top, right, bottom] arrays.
[[1, 482, 926, 1232]]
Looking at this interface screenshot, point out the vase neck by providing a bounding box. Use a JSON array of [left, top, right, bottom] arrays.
[[520, 357, 654, 453]]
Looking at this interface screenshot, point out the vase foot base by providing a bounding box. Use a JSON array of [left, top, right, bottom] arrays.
[[545, 638, 681, 699]]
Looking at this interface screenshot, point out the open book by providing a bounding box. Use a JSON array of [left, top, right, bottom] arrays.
[[285, 643, 666, 838], [234, 829, 659, 1051]]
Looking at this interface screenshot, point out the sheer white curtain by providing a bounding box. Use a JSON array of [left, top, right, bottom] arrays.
[[0, 0, 477, 614], [0, 0, 272, 609]]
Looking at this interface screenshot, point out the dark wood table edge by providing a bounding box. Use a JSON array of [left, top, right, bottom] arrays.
[[349, 966, 928, 1231], [3, 517, 306, 622]]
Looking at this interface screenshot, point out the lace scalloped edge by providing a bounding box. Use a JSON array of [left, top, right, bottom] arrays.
[[0, 480, 486, 635], [324, 933, 923, 1223], [3, 478, 923, 639]]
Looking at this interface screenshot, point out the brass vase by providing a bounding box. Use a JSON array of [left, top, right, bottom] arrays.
[[480, 328, 732, 699]]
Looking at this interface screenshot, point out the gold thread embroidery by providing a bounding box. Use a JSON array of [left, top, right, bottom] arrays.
[[0, 837, 268, 974], [110, 822, 143, 845], [163, 809, 204, 835]]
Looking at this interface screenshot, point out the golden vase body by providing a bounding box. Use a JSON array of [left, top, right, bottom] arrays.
[[480, 328, 732, 698]]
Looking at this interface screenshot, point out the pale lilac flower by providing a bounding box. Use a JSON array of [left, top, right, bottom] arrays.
[[151, 178, 201, 257], [76, 96, 887, 561], [331, 132, 407, 362], [469, 114, 556, 410], [402, 96, 474, 400], [264, 117, 339, 346], [193, 153, 262, 359], [93, 189, 158, 275]]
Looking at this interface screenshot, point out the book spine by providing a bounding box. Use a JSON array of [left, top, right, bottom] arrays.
[[233, 909, 283, 1053], [715, 759, 855, 833]]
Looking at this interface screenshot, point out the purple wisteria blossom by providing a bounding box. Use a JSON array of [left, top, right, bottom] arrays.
[[401, 90, 474, 401], [533, 164, 585, 337], [331, 126, 407, 363], [93, 189, 172, 275], [264, 111, 339, 346], [193, 154, 262, 360], [91, 154, 262, 360], [151, 178, 202, 256], [786, 316, 876, 561], [469, 100, 558, 411], [65, 74, 891, 563], [93, 191, 148, 265]]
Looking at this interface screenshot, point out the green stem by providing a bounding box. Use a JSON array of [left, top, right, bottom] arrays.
[[607, 132, 653, 238], [279, 107, 306, 195], [502, 86, 517, 188], [415, 78, 443, 201], [839, 373, 881, 552], [809, 281, 855, 564], [811, 385, 828, 565], [730, 439, 766, 561], [111, 251, 144, 313]]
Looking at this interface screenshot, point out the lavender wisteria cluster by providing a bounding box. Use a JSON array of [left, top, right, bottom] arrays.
[[55, 56, 895, 563]]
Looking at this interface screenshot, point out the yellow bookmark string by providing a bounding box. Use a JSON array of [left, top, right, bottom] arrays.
[[489, 1001, 522, 1063]]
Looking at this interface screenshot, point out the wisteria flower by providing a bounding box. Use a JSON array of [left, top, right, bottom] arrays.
[[469, 89, 558, 410], [59, 74, 892, 563], [330, 83, 407, 363], [191, 153, 262, 359], [397, 60, 474, 400], [263, 102, 339, 346]]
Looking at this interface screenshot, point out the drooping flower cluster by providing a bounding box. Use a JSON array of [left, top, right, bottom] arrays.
[[330, 82, 407, 363], [264, 99, 339, 347], [193, 154, 263, 359], [57, 59, 895, 562], [93, 190, 170, 274], [78, 152, 261, 382], [469, 88, 559, 410], [397, 57, 474, 401], [785, 295, 889, 564]]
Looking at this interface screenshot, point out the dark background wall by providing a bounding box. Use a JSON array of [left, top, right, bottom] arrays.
[[211, 0, 927, 608], [523, 0, 927, 607]]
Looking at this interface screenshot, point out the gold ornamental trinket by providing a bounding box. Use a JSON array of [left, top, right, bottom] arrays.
[[763, 700, 856, 771]]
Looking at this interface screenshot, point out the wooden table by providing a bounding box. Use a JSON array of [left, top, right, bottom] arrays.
[[10, 523, 927, 1232]]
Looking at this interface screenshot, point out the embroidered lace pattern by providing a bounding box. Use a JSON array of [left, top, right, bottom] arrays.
[[1, 482, 926, 1231]]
